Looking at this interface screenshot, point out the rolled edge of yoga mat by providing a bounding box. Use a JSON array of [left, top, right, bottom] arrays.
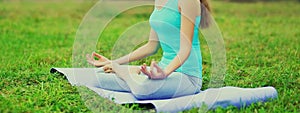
[[151, 86, 278, 112], [208, 86, 278, 109], [50, 67, 68, 79]]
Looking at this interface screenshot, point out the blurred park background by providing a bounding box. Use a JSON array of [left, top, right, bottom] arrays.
[[0, 0, 299, 112]]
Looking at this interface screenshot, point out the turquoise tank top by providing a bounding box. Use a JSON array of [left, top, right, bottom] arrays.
[[149, 0, 202, 78]]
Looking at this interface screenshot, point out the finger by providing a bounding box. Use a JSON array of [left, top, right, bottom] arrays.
[[142, 64, 148, 70], [153, 62, 163, 72], [150, 61, 157, 74], [151, 60, 156, 66], [103, 64, 111, 70], [105, 69, 114, 73], [142, 69, 152, 79], [140, 66, 147, 74], [150, 61, 154, 72], [103, 66, 108, 71], [150, 67, 157, 76], [141, 66, 151, 76], [104, 69, 111, 73], [141, 65, 147, 73], [86, 54, 95, 65], [92, 52, 102, 59], [140, 65, 145, 70], [141, 64, 147, 70], [103, 64, 108, 70], [141, 63, 152, 78], [90, 54, 97, 62], [86, 54, 92, 61], [93, 52, 109, 61], [142, 64, 148, 68]]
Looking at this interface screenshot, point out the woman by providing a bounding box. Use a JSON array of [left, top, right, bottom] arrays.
[[86, 0, 211, 100]]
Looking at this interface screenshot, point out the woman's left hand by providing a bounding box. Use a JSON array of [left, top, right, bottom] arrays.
[[141, 61, 167, 80]]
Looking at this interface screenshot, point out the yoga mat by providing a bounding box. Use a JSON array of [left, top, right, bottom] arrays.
[[50, 67, 278, 112]]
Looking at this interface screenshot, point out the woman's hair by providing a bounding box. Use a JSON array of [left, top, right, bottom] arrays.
[[200, 0, 211, 28]]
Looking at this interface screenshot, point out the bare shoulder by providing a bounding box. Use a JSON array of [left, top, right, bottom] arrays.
[[178, 0, 201, 16], [178, 0, 200, 9]]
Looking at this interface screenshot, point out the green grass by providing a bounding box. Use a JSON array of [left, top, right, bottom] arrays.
[[0, 0, 299, 112]]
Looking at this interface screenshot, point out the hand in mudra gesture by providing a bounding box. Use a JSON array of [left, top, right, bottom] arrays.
[[86, 52, 110, 67], [141, 60, 167, 80]]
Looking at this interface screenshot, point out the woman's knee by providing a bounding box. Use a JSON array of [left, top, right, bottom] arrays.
[[129, 83, 157, 99], [132, 89, 159, 100], [130, 82, 171, 100]]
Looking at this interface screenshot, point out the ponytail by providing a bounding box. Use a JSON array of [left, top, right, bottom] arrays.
[[200, 0, 211, 28]]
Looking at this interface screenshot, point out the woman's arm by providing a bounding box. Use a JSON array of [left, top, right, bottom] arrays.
[[164, 0, 201, 76], [87, 29, 159, 68], [113, 29, 160, 64]]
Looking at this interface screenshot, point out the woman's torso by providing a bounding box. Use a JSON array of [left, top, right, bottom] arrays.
[[149, 0, 203, 78]]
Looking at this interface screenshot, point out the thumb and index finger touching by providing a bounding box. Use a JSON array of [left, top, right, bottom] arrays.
[[92, 52, 104, 59]]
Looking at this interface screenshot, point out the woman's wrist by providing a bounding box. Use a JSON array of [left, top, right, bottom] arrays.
[[163, 69, 172, 77], [112, 58, 129, 65]]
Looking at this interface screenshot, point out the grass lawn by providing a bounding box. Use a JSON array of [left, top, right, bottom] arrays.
[[0, 0, 299, 112]]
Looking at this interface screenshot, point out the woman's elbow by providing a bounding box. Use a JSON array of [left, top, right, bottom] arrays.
[[149, 48, 159, 55], [147, 41, 160, 55], [179, 47, 192, 56]]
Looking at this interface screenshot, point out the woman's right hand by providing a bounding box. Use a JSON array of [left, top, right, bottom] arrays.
[[86, 52, 110, 67]]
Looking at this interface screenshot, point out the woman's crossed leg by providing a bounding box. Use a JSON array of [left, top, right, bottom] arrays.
[[96, 65, 202, 100]]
